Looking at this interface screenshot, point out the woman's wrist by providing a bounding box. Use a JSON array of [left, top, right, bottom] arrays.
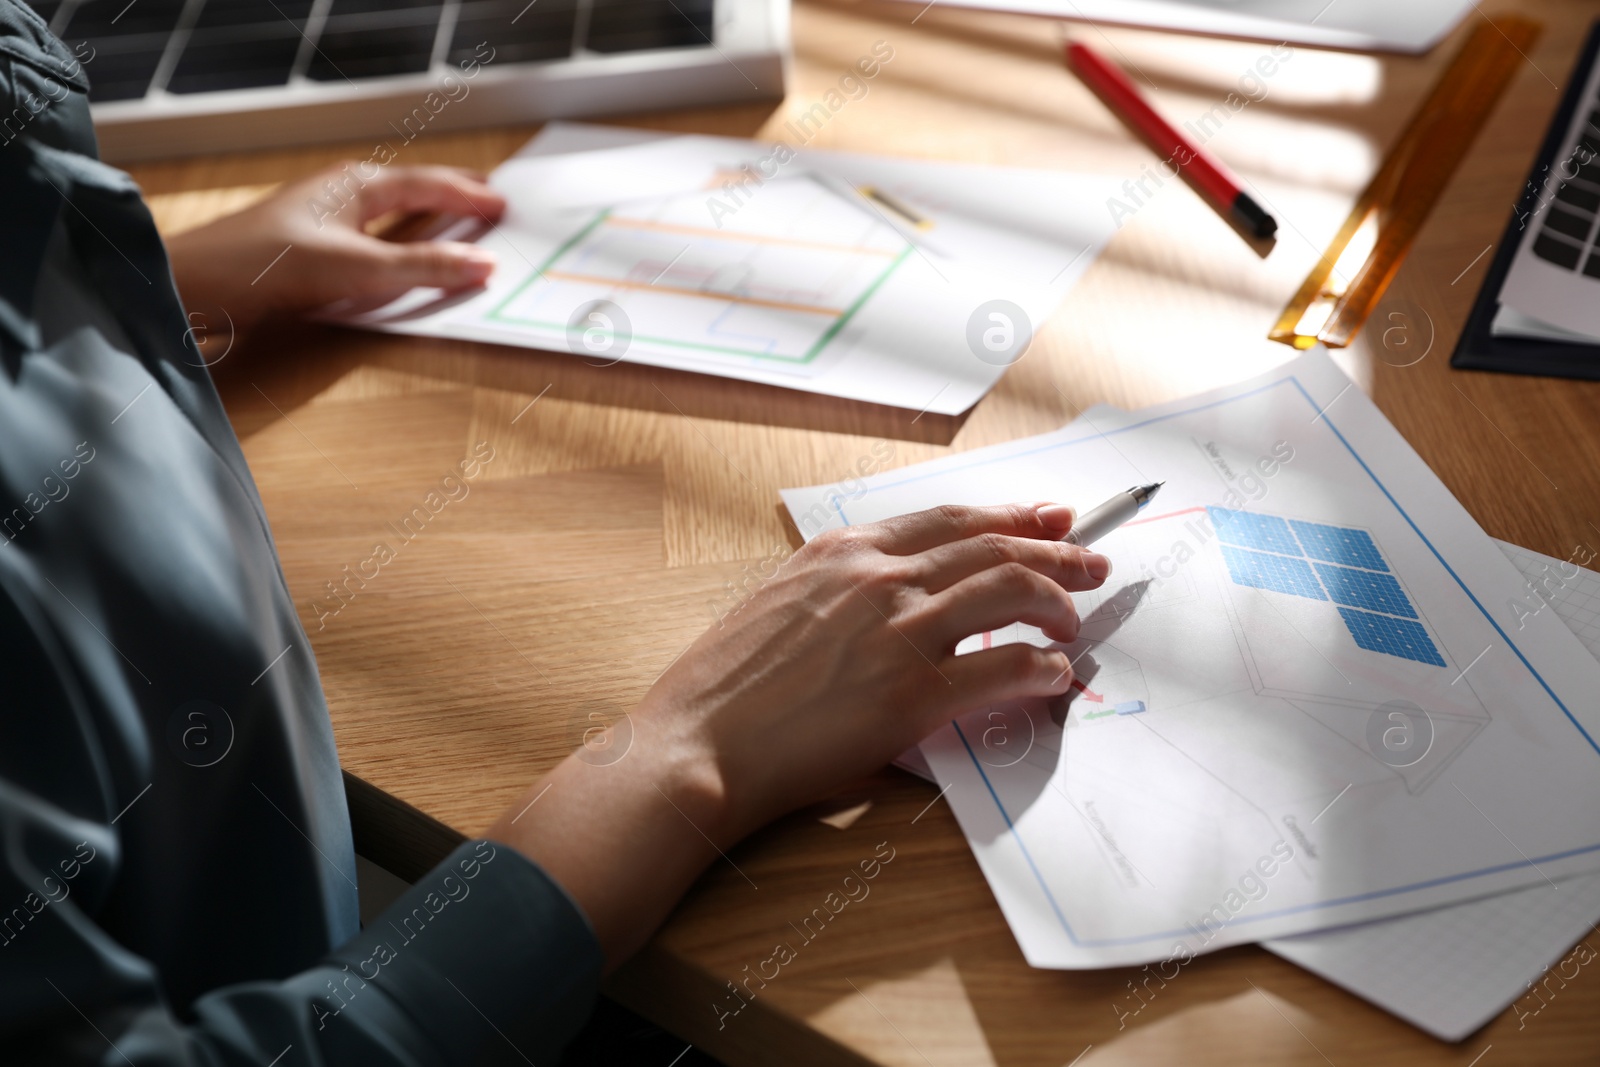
[[484, 709, 752, 969], [626, 703, 752, 849]]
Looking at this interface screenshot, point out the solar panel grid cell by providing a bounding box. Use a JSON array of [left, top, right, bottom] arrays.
[[1289, 518, 1389, 571], [56, 0, 187, 100], [1219, 544, 1328, 601], [168, 0, 312, 94], [447, 0, 577, 66], [1338, 608, 1448, 667], [1207, 506, 1300, 556], [307, 0, 442, 81], [587, 0, 712, 53], [1314, 562, 1418, 618]]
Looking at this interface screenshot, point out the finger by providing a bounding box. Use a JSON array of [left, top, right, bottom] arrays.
[[924, 562, 1081, 647], [364, 239, 497, 294], [863, 502, 1077, 556], [931, 643, 1076, 720], [354, 166, 507, 225], [913, 532, 1110, 595]]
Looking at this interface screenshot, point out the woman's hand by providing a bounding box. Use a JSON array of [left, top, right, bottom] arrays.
[[165, 163, 505, 328], [489, 502, 1109, 968], [638, 500, 1111, 842]]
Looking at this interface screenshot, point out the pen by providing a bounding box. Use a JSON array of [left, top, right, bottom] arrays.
[[857, 185, 933, 230], [813, 172, 950, 257], [1066, 482, 1164, 547], [1063, 41, 1278, 242]]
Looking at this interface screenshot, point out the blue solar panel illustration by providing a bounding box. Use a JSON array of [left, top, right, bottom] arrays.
[[1220, 545, 1327, 600], [1208, 507, 1301, 556], [1337, 608, 1446, 667], [1211, 508, 1444, 669], [1289, 520, 1388, 571], [1313, 563, 1417, 619]]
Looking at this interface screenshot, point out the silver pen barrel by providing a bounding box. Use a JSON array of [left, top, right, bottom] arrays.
[[1064, 482, 1164, 547]]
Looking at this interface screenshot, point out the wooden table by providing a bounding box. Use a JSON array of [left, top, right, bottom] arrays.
[[131, 0, 1600, 1062]]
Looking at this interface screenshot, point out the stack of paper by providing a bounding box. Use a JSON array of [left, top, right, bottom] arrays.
[[781, 349, 1600, 1039]]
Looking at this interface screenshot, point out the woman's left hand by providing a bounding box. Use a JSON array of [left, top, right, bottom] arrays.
[[165, 162, 506, 328]]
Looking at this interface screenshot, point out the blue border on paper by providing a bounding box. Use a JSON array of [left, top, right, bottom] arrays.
[[833, 374, 1600, 948]]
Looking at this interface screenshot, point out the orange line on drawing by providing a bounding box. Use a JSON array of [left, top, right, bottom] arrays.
[[603, 215, 901, 257], [542, 271, 845, 316]]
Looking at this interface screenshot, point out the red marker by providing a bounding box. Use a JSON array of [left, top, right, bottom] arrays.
[[1065, 41, 1278, 241]]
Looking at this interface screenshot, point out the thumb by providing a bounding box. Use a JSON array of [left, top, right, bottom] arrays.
[[372, 240, 497, 292]]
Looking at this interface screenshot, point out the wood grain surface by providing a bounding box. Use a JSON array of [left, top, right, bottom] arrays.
[[128, 1, 1600, 1062]]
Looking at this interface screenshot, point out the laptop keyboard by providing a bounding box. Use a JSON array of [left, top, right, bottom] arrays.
[[33, 0, 714, 103], [1532, 116, 1600, 277]]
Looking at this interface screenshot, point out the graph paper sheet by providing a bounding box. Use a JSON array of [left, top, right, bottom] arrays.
[[330, 124, 1117, 415], [782, 349, 1600, 967], [1264, 541, 1600, 1041]]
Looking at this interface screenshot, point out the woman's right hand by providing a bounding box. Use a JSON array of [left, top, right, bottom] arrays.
[[633, 501, 1112, 846], [488, 502, 1111, 970]]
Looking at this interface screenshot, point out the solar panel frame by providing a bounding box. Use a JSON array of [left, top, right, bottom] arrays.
[[22, 0, 786, 160]]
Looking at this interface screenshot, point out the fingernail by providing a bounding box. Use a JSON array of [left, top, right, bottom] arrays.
[[1084, 552, 1111, 580], [1037, 503, 1076, 531], [1053, 654, 1074, 689], [459, 249, 496, 280]]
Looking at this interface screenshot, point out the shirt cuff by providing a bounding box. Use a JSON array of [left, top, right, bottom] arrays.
[[327, 839, 603, 1066]]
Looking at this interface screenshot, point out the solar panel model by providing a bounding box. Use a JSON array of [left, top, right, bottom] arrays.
[[25, 0, 787, 161], [1209, 507, 1448, 668]]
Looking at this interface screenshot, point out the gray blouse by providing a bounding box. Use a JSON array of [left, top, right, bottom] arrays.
[[0, 3, 601, 1062]]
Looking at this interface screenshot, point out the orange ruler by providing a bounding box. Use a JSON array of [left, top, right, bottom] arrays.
[[1271, 16, 1542, 349]]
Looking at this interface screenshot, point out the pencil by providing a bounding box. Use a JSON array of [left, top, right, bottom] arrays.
[[1064, 40, 1277, 241]]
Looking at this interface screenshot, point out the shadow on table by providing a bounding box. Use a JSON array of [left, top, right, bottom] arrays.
[[216, 319, 974, 447]]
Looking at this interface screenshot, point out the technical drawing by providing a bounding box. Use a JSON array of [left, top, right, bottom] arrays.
[[483, 173, 913, 371]]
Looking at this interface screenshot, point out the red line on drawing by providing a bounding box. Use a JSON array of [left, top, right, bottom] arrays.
[[1124, 505, 1207, 528], [1071, 678, 1104, 702]]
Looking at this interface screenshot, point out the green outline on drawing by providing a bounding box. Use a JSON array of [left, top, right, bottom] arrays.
[[482, 209, 913, 365], [486, 208, 612, 323]]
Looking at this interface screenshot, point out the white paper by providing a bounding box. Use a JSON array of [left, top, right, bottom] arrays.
[[890, 540, 1600, 1040], [875, 412, 1600, 1037], [891, 0, 1473, 54], [1263, 542, 1600, 1041], [332, 125, 1118, 415], [782, 349, 1600, 967], [1490, 304, 1600, 344]]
